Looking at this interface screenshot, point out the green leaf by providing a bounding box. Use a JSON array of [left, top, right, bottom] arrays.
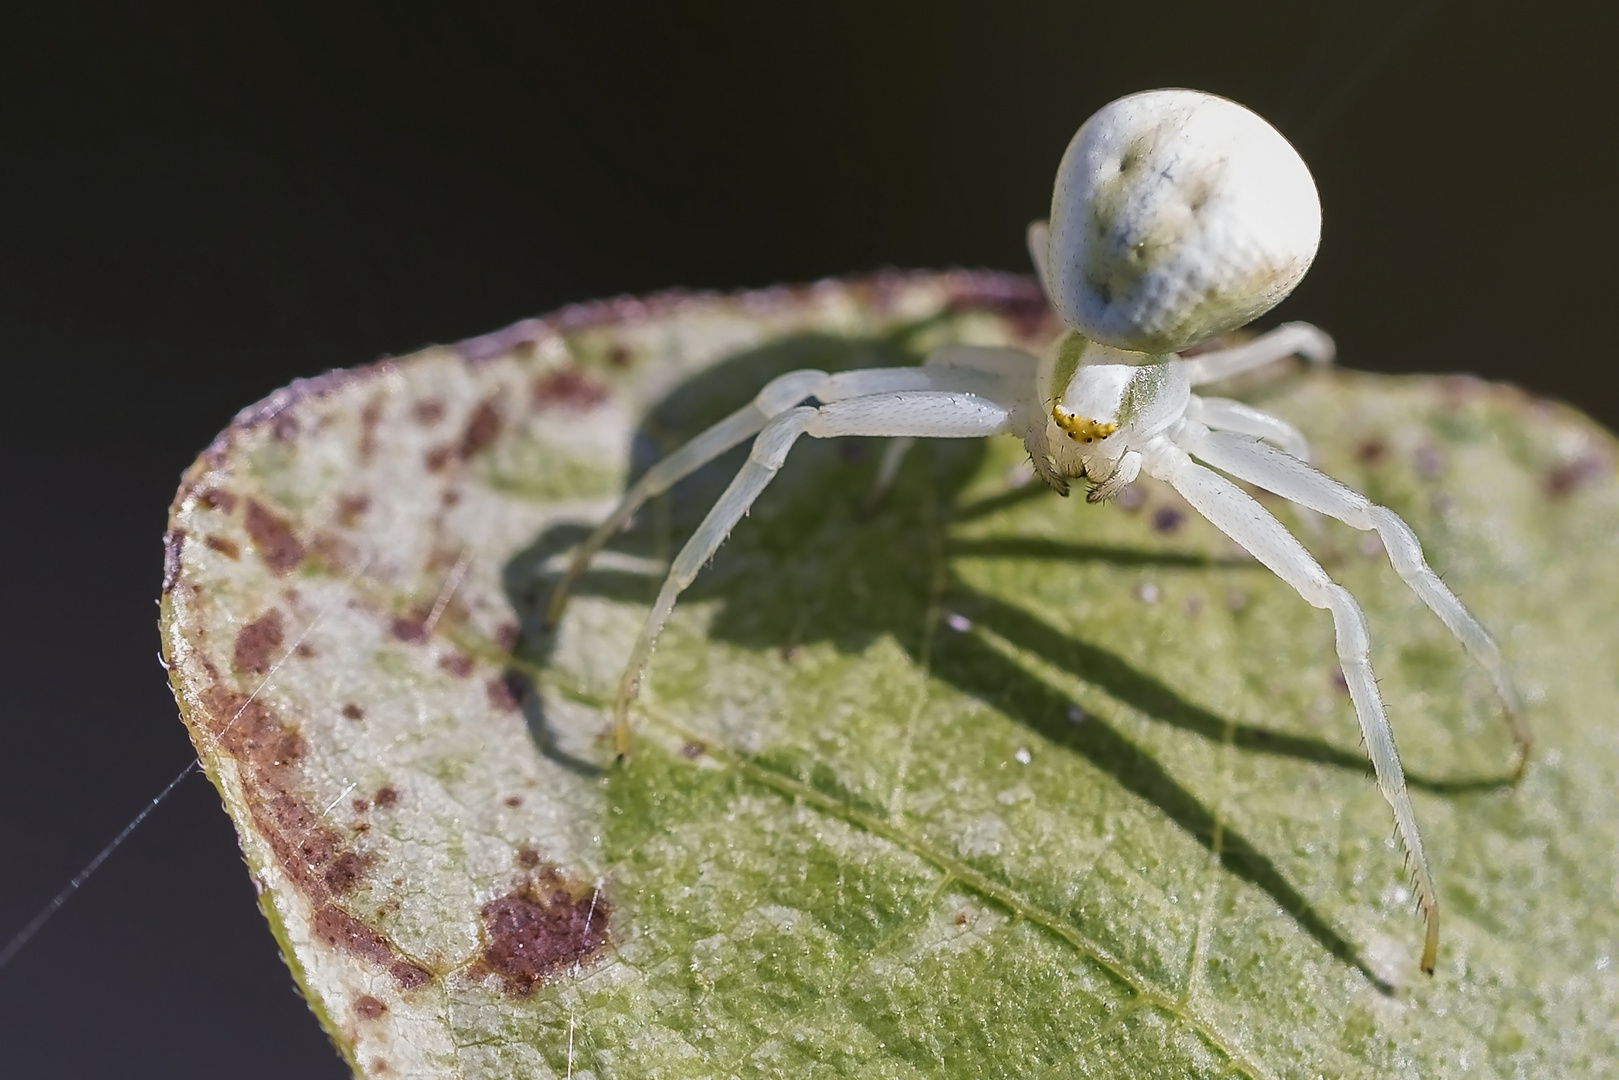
[[160, 272, 1619, 1079]]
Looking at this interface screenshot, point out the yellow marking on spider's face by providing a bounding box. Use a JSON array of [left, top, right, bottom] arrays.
[[1051, 405, 1118, 444]]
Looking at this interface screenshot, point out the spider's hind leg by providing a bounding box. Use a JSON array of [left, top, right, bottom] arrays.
[[1179, 322, 1335, 386]]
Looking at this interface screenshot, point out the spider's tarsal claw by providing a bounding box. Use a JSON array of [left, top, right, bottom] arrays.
[[1500, 698, 1533, 783], [611, 700, 634, 761], [1507, 738, 1532, 784]]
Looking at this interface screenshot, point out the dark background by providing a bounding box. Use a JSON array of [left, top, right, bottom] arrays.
[[1, 2, 1613, 1076]]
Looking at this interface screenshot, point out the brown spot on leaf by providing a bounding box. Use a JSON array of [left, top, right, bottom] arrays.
[[295, 642, 316, 658], [371, 1059, 390, 1074], [244, 500, 305, 574], [388, 961, 430, 991], [342, 703, 364, 721], [311, 904, 421, 984], [532, 369, 608, 410], [374, 786, 400, 808], [323, 850, 374, 895], [412, 399, 446, 425], [1151, 507, 1185, 533], [1545, 453, 1610, 498], [352, 799, 370, 814], [486, 676, 520, 713], [438, 652, 474, 678], [359, 397, 383, 462], [515, 846, 540, 868], [423, 444, 453, 472], [162, 529, 186, 593], [494, 623, 520, 653], [503, 795, 523, 808], [389, 610, 431, 644], [477, 874, 610, 996], [681, 741, 706, 759], [353, 995, 387, 1021], [233, 609, 285, 674], [203, 535, 240, 559], [335, 493, 370, 527], [194, 686, 388, 918], [308, 531, 357, 574], [1356, 438, 1389, 464], [197, 488, 238, 513], [458, 399, 503, 460], [197, 686, 304, 777]]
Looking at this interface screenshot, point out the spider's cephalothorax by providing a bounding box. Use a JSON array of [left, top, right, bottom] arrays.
[[1027, 333, 1189, 501], [548, 88, 1530, 979]]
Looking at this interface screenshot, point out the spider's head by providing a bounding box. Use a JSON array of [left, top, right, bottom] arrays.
[[1037, 89, 1320, 354]]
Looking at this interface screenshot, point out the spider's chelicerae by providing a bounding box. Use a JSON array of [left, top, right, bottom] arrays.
[[549, 88, 1529, 976]]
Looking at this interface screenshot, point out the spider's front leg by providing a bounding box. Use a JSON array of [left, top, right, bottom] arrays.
[[1179, 421, 1530, 776], [1142, 440, 1442, 975], [1185, 395, 1313, 462], [546, 360, 1017, 625], [607, 389, 1012, 758], [865, 346, 1039, 507]]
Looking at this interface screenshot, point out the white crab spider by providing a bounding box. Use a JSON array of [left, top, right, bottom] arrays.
[[548, 88, 1529, 976]]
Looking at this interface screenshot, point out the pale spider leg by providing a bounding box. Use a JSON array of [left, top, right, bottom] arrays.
[[867, 346, 1039, 504], [1180, 426, 1530, 775], [546, 364, 1004, 624], [1186, 395, 1312, 462], [1179, 322, 1335, 386], [611, 390, 1012, 757], [1144, 440, 1441, 975]]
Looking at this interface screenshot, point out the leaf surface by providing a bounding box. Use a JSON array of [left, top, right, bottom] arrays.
[[161, 272, 1619, 1079]]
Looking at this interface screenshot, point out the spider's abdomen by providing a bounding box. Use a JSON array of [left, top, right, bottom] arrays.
[[1043, 89, 1320, 354]]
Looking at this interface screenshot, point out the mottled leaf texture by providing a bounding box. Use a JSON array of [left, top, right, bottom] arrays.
[[161, 273, 1619, 1079]]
